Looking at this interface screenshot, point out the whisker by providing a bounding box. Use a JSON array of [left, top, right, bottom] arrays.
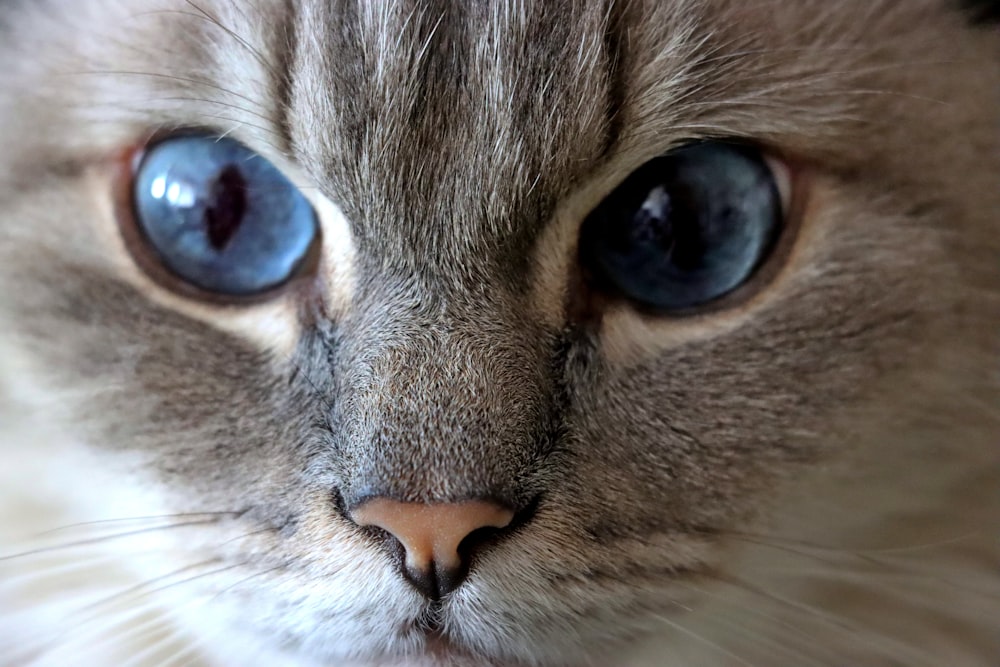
[[652, 612, 758, 667], [78, 559, 225, 617], [150, 95, 281, 127], [93, 561, 249, 613], [178, 1, 282, 80], [708, 525, 981, 558], [34, 512, 242, 537], [697, 614, 828, 667], [674, 578, 817, 647], [63, 103, 286, 147], [674, 577, 845, 667], [9, 596, 173, 667], [63, 70, 269, 112], [717, 572, 941, 667], [0, 550, 142, 593], [85, 604, 183, 655], [156, 636, 213, 667], [208, 562, 288, 603], [0, 519, 226, 563], [22, 564, 251, 665], [716, 529, 1000, 603], [116, 623, 192, 667], [287, 355, 335, 414]]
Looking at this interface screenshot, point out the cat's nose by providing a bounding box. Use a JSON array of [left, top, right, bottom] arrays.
[[349, 498, 514, 600]]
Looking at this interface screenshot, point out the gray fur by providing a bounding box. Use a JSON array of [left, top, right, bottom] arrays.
[[0, 1, 998, 665]]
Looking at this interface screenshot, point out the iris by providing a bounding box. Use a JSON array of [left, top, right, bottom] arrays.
[[133, 135, 318, 295], [579, 142, 782, 312]]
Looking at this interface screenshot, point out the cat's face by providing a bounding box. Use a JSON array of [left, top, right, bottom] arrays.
[[1, 1, 998, 665]]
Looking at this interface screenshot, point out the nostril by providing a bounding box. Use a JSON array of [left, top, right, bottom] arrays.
[[506, 493, 541, 533], [330, 488, 350, 519], [456, 523, 510, 566]]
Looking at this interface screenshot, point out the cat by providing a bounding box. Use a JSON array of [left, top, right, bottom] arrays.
[[0, 0, 998, 665]]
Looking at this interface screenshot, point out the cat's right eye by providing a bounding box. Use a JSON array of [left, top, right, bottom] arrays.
[[127, 134, 319, 297]]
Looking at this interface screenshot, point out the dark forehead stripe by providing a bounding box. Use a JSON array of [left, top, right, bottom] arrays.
[[289, 0, 621, 280]]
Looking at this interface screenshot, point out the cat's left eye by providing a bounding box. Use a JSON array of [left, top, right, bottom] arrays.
[[127, 134, 319, 297], [578, 142, 789, 314]]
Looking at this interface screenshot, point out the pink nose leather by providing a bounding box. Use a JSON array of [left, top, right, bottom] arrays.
[[350, 498, 514, 596]]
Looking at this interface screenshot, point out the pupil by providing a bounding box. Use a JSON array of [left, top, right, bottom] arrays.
[[205, 165, 247, 250]]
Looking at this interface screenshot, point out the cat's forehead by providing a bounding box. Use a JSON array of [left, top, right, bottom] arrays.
[[286, 1, 621, 276]]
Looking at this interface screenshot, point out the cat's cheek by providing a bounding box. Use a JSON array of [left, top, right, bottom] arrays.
[[0, 416, 212, 661]]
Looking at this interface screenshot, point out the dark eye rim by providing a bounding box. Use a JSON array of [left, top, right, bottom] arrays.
[[577, 140, 807, 319], [114, 129, 323, 306]]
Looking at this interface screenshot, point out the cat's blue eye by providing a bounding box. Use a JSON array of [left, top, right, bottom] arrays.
[[132, 135, 318, 296], [579, 142, 784, 313]]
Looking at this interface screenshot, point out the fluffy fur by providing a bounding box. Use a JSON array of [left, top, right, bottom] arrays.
[[0, 1, 998, 665]]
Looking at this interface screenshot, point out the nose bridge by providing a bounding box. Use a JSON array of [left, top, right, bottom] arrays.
[[334, 296, 552, 506]]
